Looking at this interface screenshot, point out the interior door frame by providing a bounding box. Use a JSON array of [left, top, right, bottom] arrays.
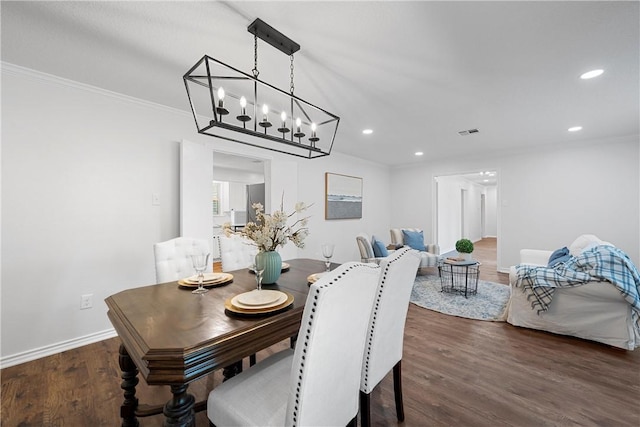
[[433, 169, 500, 261]]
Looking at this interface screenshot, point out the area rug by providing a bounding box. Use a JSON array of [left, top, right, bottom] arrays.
[[410, 275, 511, 321]]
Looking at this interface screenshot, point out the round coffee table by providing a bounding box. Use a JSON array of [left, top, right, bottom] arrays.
[[438, 258, 481, 298]]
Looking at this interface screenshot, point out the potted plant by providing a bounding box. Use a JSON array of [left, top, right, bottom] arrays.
[[455, 238, 474, 261]]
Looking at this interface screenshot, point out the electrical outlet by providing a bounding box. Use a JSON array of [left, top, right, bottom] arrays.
[[152, 193, 160, 206], [80, 294, 93, 310]]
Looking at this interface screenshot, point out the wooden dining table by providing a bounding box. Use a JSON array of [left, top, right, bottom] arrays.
[[105, 258, 328, 427]]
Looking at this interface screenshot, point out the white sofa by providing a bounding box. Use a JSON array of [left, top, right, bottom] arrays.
[[390, 228, 440, 268], [506, 236, 640, 350]]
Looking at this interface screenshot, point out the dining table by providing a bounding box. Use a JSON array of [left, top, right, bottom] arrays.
[[105, 258, 330, 427]]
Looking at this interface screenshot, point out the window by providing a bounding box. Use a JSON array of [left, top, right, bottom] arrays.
[[212, 181, 229, 216]]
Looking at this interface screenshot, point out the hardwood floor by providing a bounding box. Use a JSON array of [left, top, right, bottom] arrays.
[[2, 238, 639, 426]]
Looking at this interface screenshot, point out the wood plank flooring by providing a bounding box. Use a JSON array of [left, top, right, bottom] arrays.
[[2, 238, 639, 426]]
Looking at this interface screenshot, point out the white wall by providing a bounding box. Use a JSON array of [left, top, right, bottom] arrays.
[[391, 135, 640, 271], [435, 175, 485, 253], [296, 155, 392, 264], [0, 64, 391, 365], [484, 185, 498, 237]]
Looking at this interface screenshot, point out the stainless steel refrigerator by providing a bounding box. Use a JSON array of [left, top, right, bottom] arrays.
[[246, 183, 265, 223]]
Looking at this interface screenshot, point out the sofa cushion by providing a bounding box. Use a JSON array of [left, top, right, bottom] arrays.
[[402, 230, 426, 252], [371, 236, 389, 258]]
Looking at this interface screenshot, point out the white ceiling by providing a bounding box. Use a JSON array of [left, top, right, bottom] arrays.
[[2, 1, 638, 167]]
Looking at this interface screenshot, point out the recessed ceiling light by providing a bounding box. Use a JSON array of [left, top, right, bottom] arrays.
[[568, 126, 582, 132], [580, 69, 604, 79], [415, 151, 424, 156], [362, 129, 373, 135]]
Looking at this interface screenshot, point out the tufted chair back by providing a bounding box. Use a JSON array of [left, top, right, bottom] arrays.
[[285, 262, 380, 426], [360, 246, 421, 426], [219, 234, 258, 272], [153, 237, 210, 283]]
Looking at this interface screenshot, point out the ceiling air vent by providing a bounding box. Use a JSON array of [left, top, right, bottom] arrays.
[[458, 128, 479, 136]]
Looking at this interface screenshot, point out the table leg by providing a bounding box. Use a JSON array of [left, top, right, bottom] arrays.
[[464, 267, 469, 298], [118, 344, 140, 427], [163, 384, 195, 427], [222, 361, 243, 381]]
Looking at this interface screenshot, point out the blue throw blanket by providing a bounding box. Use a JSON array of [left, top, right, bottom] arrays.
[[514, 246, 640, 327]]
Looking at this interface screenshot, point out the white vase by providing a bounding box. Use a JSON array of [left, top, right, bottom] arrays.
[[459, 252, 472, 261]]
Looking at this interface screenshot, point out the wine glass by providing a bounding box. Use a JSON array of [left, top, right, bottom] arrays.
[[321, 244, 335, 272], [253, 254, 266, 291], [190, 253, 210, 294]]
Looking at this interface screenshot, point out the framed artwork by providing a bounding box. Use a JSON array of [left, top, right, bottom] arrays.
[[325, 172, 363, 220]]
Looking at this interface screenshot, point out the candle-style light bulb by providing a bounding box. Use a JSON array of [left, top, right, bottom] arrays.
[[309, 122, 319, 145], [239, 96, 247, 115], [217, 87, 225, 108], [262, 104, 269, 121], [293, 117, 305, 140], [277, 111, 290, 135]]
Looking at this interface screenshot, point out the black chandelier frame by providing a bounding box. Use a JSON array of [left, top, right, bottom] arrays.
[[183, 19, 340, 159]]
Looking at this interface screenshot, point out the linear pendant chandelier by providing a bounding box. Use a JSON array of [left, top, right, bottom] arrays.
[[183, 18, 340, 159]]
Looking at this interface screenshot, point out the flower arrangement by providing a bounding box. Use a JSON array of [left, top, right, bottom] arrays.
[[455, 238, 474, 254], [223, 198, 311, 252]]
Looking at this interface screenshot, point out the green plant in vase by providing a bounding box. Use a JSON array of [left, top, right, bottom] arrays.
[[455, 238, 474, 261]]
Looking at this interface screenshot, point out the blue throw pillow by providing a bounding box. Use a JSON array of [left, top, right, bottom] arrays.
[[548, 246, 570, 267], [402, 230, 426, 252], [371, 236, 389, 258]]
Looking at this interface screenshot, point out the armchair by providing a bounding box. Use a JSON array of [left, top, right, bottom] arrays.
[[356, 233, 394, 264], [390, 228, 440, 268], [506, 235, 640, 350]]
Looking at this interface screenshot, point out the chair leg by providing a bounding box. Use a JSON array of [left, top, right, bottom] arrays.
[[250, 353, 256, 366], [392, 360, 405, 422], [360, 390, 371, 427]]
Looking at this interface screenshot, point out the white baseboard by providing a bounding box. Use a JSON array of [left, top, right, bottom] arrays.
[[498, 267, 510, 274], [0, 328, 118, 369]]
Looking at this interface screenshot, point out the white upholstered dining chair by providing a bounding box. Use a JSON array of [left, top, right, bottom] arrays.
[[207, 262, 381, 427], [360, 247, 421, 427], [219, 234, 258, 272], [153, 237, 210, 283]]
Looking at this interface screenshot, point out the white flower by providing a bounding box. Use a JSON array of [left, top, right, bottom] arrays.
[[225, 196, 312, 252]]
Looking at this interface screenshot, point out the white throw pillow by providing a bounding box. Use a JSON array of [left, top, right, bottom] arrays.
[[568, 234, 613, 256]]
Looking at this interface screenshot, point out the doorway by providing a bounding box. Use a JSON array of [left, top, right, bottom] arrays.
[[212, 151, 266, 260], [434, 171, 498, 257]]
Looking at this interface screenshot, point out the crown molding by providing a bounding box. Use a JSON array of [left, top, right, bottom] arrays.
[[1, 61, 190, 117]]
